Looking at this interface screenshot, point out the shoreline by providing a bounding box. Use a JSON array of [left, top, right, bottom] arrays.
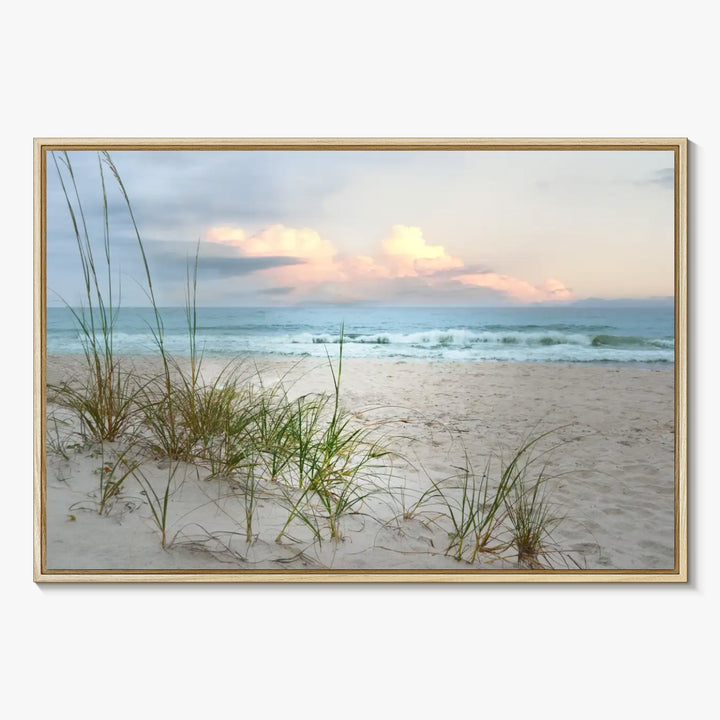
[[45, 352, 675, 371]]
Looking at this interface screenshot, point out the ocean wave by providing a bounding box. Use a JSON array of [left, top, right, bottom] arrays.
[[289, 328, 673, 350], [46, 323, 675, 364], [590, 334, 674, 349]]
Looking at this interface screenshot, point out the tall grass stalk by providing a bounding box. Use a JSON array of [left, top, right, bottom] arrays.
[[50, 151, 141, 442], [241, 459, 259, 544], [98, 151, 183, 452], [133, 462, 178, 548], [185, 241, 202, 390]]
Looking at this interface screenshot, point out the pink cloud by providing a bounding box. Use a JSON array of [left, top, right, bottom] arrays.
[[456, 273, 572, 303], [541, 277, 573, 300], [204, 224, 334, 260], [203, 224, 343, 286], [202, 223, 571, 304], [380, 225, 464, 277], [202, 223, 462, 286]]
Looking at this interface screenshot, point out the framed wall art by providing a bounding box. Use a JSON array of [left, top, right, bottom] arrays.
[[33, 138, 687, 582]]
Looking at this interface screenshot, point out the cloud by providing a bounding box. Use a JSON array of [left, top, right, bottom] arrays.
[[455, 273, 572, 303], [379, 225, 464, 277], [203, 224, 343, 286], [204, 225, 335, 260], [203, 223, 463, 285], [202, 222, 571, 305], [643, 167, 675, 189], [542, 277, 573, 299], [258, 286, 295, 296], [154, 253, 303, 279]]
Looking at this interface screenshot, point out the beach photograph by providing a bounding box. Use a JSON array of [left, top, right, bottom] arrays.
[[38, 141, 683, 578]]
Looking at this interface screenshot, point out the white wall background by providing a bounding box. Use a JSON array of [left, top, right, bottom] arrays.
[[2, 2, 715, 718]]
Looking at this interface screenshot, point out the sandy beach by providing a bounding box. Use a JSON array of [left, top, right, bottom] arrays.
[[44, 354, 676, 572]]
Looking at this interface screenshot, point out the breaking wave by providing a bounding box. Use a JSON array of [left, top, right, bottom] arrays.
[[46, 308, 675, 364]]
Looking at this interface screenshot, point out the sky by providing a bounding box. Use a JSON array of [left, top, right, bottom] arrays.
[[45, 148, 676, 307]]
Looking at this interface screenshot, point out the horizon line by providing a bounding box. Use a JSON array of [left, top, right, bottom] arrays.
[[46, 299, 675, 310]]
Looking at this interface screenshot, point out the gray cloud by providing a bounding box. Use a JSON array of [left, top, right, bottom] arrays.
[[151, 251, 303, 280], [46, 149, 363, 242], [643, 167, 675, 188], [258, 286, 295, 296], [429, 263, 492, 279]]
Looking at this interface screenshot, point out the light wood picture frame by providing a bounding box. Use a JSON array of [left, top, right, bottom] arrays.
[[34, 138, 687, 582]]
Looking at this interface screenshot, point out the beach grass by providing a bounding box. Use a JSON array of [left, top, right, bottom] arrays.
[[49, 151, 145, 442], [430, 430, 563, 564], [47, 414, 71, 461], [96, 447, 139, 516], [273, 330, 392, 542], [433, 453, 509, 563], [132, 462, 178, 548], [504, 460, 559, 568]]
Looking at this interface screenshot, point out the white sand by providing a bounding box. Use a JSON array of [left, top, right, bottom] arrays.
[[44, 355, 676, 572]]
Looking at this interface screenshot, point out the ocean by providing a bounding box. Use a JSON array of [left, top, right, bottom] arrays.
[[46, 305, 675, 365]]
